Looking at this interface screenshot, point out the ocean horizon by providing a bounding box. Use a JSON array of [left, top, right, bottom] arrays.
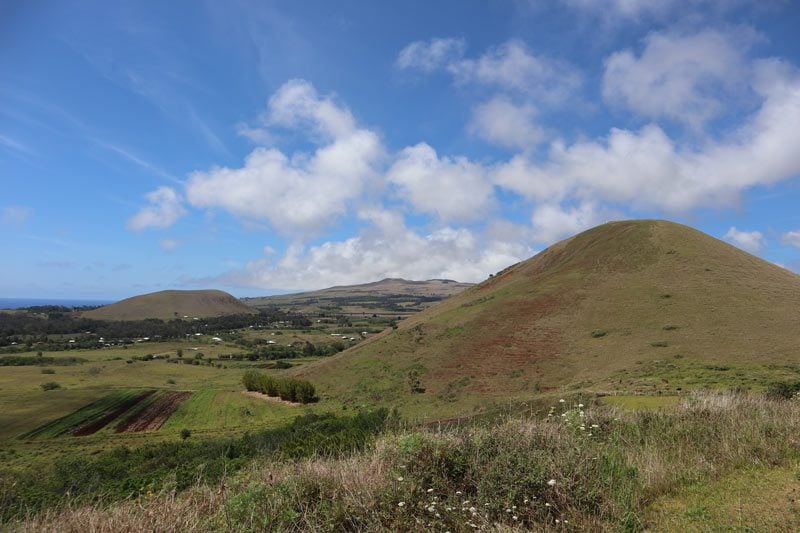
[[0, 298, 114, 309]]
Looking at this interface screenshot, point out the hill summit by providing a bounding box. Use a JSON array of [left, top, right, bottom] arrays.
[[83, 289, 257, 321], [302, 220, 800, 416]]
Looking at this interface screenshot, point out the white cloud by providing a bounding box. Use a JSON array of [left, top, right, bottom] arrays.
[[468, 96, 545, 150], [603, 29, 752, 128], [235, 122, 273, 145], [0, 205, 32, 225], [397, 38, 581, 105], [449, 39, 582, 104], [186, 80, 384, 236], [724, 226, 766, 253], [781, 230, 800, 248], [159, 239, 179, 252], [202, 209, 532, 290], [562, 0, 679, 20], [561, 0, 768, 22], [531, 202, 616, 244], [127, 187, 186, 231], [492, 64, 800, 212], [387, 143, 494, 221], [266, 79, 357, 139], [396, 37, 466, 72]]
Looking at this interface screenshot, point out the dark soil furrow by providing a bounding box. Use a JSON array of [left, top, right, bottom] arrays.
[[72, 390, 155, 436], [115, 391, 192, 432]]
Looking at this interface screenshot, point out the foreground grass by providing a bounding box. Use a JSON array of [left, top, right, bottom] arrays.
[[11, 392, 799, 531]]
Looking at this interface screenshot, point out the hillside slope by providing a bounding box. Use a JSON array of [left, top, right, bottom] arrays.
[[83, 289, 257, 321], [245, 278, 473, 317], [301, 220, 800, 417]]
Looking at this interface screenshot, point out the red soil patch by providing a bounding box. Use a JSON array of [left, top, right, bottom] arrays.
[[73, 390, 155, 436], [115, 391, 192, 432], [432, 292, 573, 392]]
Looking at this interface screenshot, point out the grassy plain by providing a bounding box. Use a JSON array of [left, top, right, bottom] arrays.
[[0, 336, 334, 474]]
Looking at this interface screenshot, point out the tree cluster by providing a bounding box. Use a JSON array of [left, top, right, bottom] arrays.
[[242, 370, 317, 404]]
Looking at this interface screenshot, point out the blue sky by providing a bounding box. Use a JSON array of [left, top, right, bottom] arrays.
[[2, 0, 800, 300]]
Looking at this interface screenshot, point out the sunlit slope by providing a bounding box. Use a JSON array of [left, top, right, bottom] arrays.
[[301, 220, 800, 413], [83, 289, 257, 321]]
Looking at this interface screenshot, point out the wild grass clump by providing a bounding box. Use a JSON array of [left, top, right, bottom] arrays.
[[243, 369, 317, 404], [16, 391, 799, 531]]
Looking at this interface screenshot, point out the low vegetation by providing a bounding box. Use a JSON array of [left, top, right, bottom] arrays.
[[1, 409, 391, 523], [11, 392, 798, 531]]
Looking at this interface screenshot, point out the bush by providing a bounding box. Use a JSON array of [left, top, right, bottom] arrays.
[[180, 428, 191, 440], [591, 329, 608, 338], [40, 382, 61, 391], [166, 378, 176, 384], [242, 370, 318, 403], [766, 380, 800, 400], [40, 368, 55, 374]]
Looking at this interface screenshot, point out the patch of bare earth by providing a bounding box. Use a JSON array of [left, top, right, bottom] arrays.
[[242, 390, 300, 406], [115, 391, 192, 432]]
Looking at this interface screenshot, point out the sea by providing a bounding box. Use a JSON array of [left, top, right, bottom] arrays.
[[0, 298, 114, 309]]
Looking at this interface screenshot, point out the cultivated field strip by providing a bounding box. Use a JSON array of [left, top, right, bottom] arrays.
[[20, 389, 158, 439], [114, 391, 192, 432]]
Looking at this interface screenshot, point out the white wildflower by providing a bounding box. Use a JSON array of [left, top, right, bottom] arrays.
[[398, 502, 405, 507], [547, 479, 557, 486], [397, 476, 404, 481]]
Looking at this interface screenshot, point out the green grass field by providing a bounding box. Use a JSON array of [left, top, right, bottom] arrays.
[[0, 337, 334, 472], [162, 389, 301, 432]]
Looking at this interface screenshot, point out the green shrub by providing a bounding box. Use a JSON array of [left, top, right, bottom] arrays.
[[650, 341, 668, 347], [180, 428, 191, 440], [40, 368, 55, 374], [40, 382, 61, 391], [591, 329, 608, 338], [766, 380, 800, 400], [242, 370, 317, 403]]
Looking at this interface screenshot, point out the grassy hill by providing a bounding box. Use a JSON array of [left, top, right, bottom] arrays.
[[244, 278, 473, 317], [83, 289, 257, 321], [301, 220, 800, 417]]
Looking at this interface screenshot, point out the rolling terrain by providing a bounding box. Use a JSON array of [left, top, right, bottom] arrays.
[[244, 278, 473, 317], [302, 220, 800, 416], [83, 289, 257, 321]]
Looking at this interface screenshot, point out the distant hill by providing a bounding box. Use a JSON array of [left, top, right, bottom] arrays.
[[301, 220, 800, 417], [83, 289, 257, 321], [244, 278, 473, 317]]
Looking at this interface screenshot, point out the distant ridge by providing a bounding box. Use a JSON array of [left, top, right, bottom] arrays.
[[244, 278, 473, 316], [301, 220, 800, 413], [83, 289, 257, 321]]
